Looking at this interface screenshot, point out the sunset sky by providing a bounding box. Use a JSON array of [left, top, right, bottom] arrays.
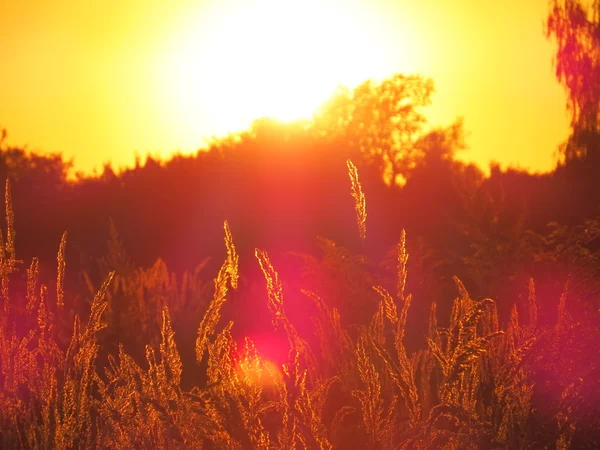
[[1, 0, 570, 175]]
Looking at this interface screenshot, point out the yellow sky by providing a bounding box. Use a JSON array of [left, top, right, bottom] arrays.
[[0, 0, 570, 175]]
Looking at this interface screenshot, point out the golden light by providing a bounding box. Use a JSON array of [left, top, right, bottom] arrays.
[[235, 337, 283, 388], [157, 0, 410, 145], [0, 0, 571, 173]]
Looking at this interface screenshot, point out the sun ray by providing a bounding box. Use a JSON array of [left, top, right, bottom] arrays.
[[158, 0, 407, 144]]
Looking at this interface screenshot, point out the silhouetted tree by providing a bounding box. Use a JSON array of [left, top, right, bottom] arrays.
[[547, 0, 600, 163], [313, 74, 435, 186]]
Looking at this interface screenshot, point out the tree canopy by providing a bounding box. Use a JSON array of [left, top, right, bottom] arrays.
[[314, 74, 449, 186], [547, 0, 600, 162]]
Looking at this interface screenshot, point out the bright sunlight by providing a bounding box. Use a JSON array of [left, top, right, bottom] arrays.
[[159, 0, 406, 138]]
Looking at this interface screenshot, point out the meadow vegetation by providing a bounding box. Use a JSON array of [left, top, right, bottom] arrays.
[[1, 2, 600, 446], [0, 155, 598, 449]]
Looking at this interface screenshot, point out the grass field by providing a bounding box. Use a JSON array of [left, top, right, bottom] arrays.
[[0, 161, 596, 449]]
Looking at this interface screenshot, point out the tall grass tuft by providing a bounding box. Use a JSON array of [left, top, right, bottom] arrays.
[[224, 220, 239, 290], [346, 159, 367, 241], [56, 231, 67, 308], [255, 248, 318, 380]]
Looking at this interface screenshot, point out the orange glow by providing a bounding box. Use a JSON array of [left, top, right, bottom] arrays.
[[0, 0, 570, 174], [237, 357, 283, 388], [157, 0, 411, 147], [236, 337, 283, 388]]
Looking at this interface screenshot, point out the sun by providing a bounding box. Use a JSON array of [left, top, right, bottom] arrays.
[[158, 0, 404, 145]]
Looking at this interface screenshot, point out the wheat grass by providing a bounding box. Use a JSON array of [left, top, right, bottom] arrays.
[[57, 231, 67, 308], [4, 179, 15, 262], [224, 220, 239, 290], [346, 159, 367, 240]]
